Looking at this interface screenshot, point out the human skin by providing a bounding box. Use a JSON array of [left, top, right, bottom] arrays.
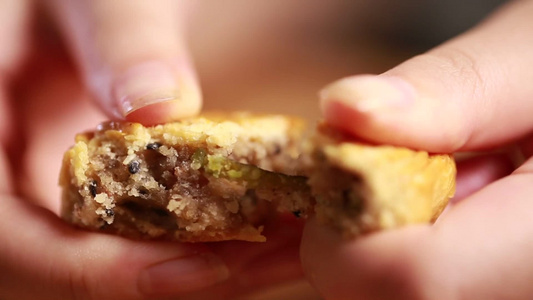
[[1, 0, 532, 299], [1, 1, 305, 299], [304, 1, 533, 299]]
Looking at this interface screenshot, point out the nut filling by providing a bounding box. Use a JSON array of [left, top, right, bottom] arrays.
[[60, 115, 311, 242], [60, 115, 456, 242]]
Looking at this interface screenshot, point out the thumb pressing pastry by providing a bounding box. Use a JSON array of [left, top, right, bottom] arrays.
[[309, 124, 455, 237], [59, 113, 456, 242]]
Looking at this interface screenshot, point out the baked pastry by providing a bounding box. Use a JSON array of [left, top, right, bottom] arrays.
[[309, 124, 456, 236], [59, 113, 456, 242], [59, 113, 312, 242]]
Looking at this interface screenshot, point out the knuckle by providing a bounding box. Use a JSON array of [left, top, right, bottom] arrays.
[[45, 259, 90, 300], [59, 261, 93, 300], [61, 258, 138, 300], [399, 48, 491, 151], [424, 47, 487, 100]]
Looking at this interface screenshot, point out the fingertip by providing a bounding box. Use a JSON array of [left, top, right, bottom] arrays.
[[319, 74, 418, 145], [113, 59, 202, 125], [320, 75, 414, 115], [319, 74, 467, 152], [124, 97, 201, 125], [49, 0, 202, 125], [320, 94, 366, 137]]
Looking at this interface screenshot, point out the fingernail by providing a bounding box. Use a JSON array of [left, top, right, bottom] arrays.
[[320, 75, 414, 113], [138, 253, 230, 297], [113, 61, 181, 116]]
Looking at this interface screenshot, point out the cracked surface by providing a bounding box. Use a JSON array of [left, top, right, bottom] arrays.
[[60, 114, 457, 242], [59, 113, 312, 242]]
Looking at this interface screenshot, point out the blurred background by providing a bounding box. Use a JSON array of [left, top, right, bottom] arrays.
[[193, 0, 504, 121], [15, 1, 504, 299]]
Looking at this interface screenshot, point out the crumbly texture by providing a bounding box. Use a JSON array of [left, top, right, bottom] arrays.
[[60, 114, 457, 242], [308, 125, 456, 237], [59, 113, 312, 242]]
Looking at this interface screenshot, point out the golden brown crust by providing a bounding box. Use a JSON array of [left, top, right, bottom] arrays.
[[309, 124, 456, 236]]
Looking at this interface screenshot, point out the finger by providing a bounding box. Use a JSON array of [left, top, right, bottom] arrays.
[[0, 0, 31, 75], [302, 157, 533, 300], [321, 0, 533, 152], [14, 51, 304, 299], [0, 0, 31, 144], [0, 195, 231, 300], [0, 194, 306, 300], [47, 0, 201, 124], [183, 217, 305, 300], [453, 152, 514, 203], [0, 84, 13, 193], [0, 0, 32, 194]]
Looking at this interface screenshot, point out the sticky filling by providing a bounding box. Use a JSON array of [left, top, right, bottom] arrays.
[[73, 139, 312, 241]]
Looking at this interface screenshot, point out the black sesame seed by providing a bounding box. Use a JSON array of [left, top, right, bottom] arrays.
[[292, 210, 302, 218], [146, 142, 161, 150], [88, 180, 98, 197], [128, 161, 140, 174], [104, 208, 115, 217]]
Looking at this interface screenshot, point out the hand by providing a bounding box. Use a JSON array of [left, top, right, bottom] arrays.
[[302, 1, 533, 299], [0, 1, 302, 299], [46, 0, 202, 125]]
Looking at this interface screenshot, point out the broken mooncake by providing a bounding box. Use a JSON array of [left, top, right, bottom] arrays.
[[59, 113, 456, 242]]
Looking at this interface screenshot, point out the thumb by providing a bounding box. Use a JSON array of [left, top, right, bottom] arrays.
[[48, 0, 201, 125], [320, 1, 533, 153]]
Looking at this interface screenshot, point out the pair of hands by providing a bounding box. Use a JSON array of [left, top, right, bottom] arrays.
[[2, 0, 533, 299]]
